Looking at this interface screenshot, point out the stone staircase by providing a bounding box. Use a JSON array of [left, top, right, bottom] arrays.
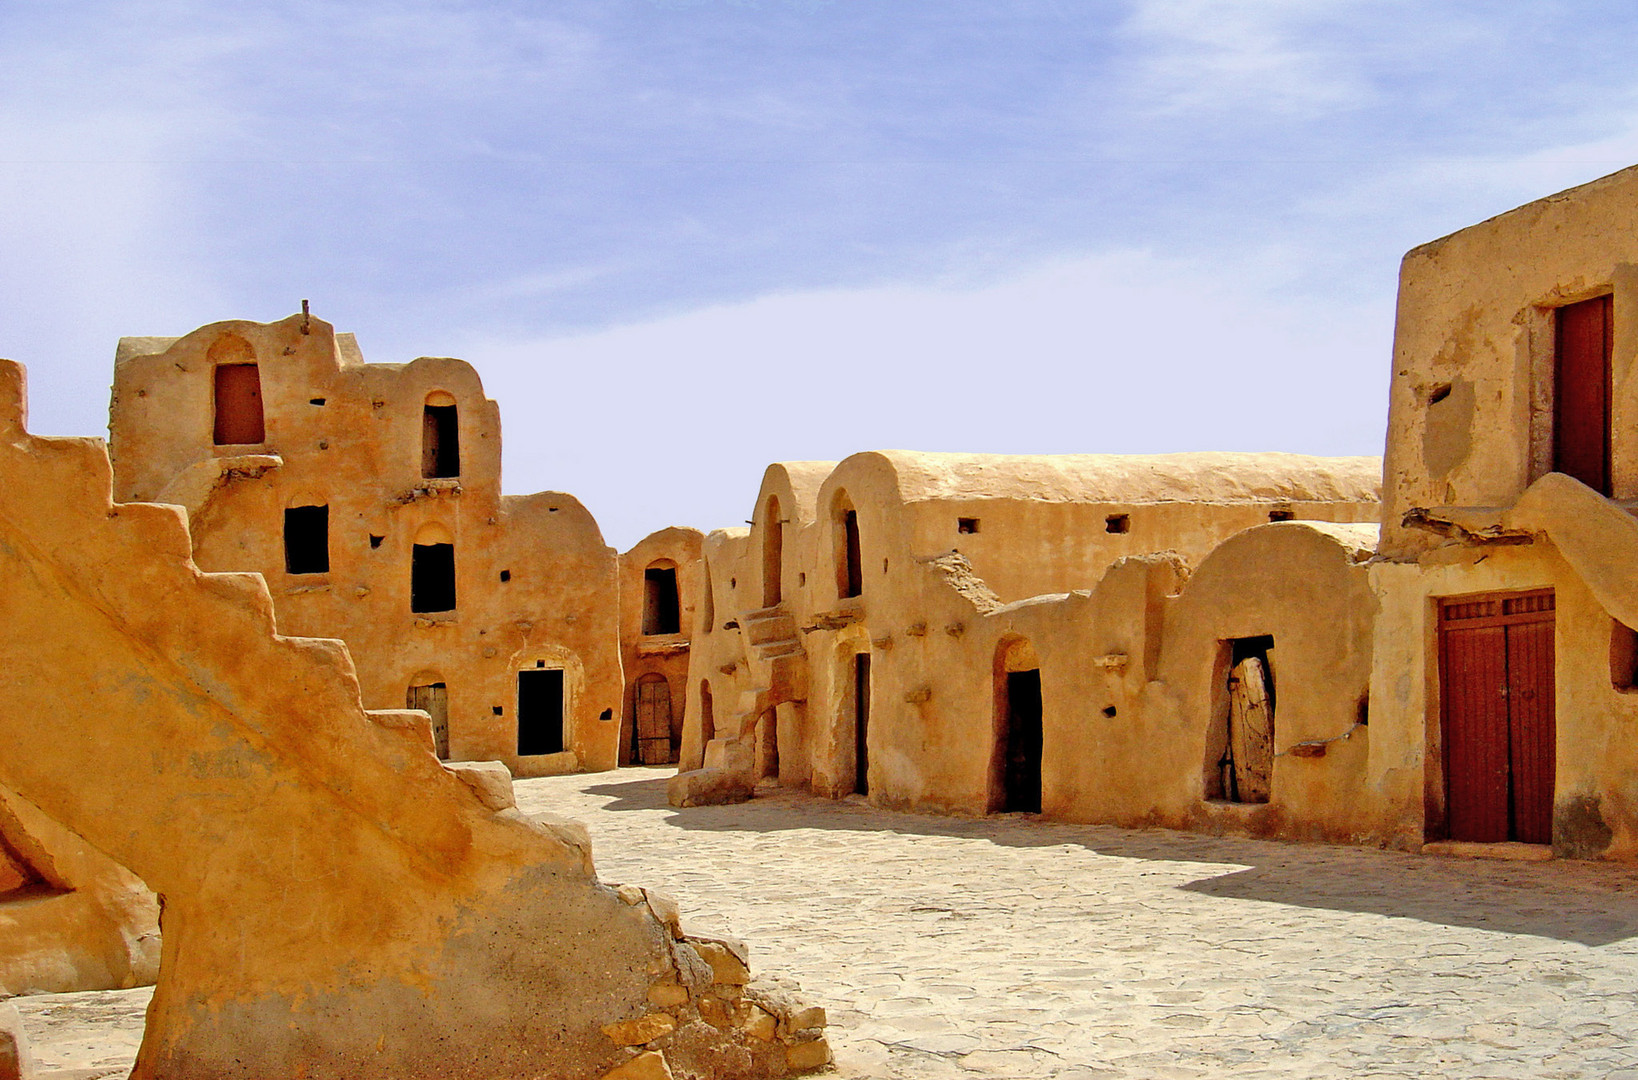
[[670, 603, 808, 807]]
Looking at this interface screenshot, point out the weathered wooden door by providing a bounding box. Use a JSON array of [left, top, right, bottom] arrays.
[[407, 682, 449, 760], [1227, 656, 1274, 803], [1439, 590, 1556, 844], [635, 675, 674, 765], [1555, 294, 1612, 495]]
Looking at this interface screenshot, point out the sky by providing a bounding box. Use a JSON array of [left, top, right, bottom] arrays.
[[7, 1, 1638, 548]]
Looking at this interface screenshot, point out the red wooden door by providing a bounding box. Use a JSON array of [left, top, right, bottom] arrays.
[[213, 363, 265, 445], [1554, 294, 1612, 495], [1438, 591, 1555, 844]]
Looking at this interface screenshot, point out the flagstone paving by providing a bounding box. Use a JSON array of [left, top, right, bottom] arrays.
[[16, 765, 1638, 1078]]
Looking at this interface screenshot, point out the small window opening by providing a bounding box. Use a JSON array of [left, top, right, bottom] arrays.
[[840, 507, 863, 599], [1102, 705, 1117, 718], [422, 403, 461, 478], [492, 705, 504, 716], [536, 659, 546, 668], [369, 534, 384, 549], [517, 669, 565, 756], [309, 397, 327, 406], [643, 565, 681, 635], [284, 505, 330, 575], [1428, 383, 1452, 405], [213, 363, 265, 445], [1356, 693, 1370, 726], [958, 517, 980, 535], [599, 708, 613, 720], [1269, 509, 1295, 522], [1612, 620, 1638, 691], [798, 572, 806, 587], [410, 543, 456, 613], [1106, 514, 1130, 534], [499, 569, 511, 583]]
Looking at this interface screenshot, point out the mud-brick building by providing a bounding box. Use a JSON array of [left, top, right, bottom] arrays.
[[675, 450, 1382, 821], [617, 527, 704, 765], [109, 313, 644, 776], [1370, 163, 1638, 858]]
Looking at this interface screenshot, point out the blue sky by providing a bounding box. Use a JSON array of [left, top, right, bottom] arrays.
[[7, 1, 1638, 547]]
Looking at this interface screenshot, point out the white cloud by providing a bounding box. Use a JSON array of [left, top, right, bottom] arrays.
[[1115, 0, 1383, 117]]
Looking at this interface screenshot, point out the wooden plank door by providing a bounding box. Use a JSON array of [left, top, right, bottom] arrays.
[[635, 675, 674, 765], [1554, 294, 1612, 495], [213, 363, 265, 445], [407, 682, 449, 761], [1438, 591, 1555, 843], [1228, 656, 1274, 804]]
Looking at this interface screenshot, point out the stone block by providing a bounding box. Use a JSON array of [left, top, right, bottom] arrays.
[[602, 1049, 674, 1080], [642, 888, 684, 939], [601, 1013, 677, 1047], [740, 1004, 776, 1042], [0, 1003, 33, 1080], [667, 768, 753, 808], [443, 761, 516, 811], [787, 1006, 826, 1033], [646, 981, 689, 1009], [785, 1037, 832, 1073], [693, 939, 750, 985]]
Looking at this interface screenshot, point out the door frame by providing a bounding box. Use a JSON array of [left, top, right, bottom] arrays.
[[1432, 587, 1556, 844]]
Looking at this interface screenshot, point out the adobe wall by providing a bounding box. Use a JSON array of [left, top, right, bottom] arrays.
[[1381, 163, 1638, 559], [680, 451, 1384, 834], [0, 357, 828, 1079], [109, 316, 625, 776]]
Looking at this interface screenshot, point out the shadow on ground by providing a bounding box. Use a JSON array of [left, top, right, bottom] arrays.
[[580, 773, 1638, 947]]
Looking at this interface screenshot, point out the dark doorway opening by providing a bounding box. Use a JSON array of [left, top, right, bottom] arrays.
[[840, 509, 862, 599], [1554, 294, 1613, 495], [213, 363, 265, 445], [762, 496, 783, 607], [1438, 590, 1556, 844], [411, 543, 456, 613], [853, 652, 871, 795], [1002, 670, 1043, 813], [757, 708, 779, 781], [517, 669, 565, 756], [643, 565, 681, 635], [407, 682, 449, 760], [283, 505, 330, 575], [422, 403, 461, 479]]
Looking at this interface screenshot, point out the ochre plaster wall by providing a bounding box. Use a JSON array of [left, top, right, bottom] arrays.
[[0, 358, 826, 1079], [109, 316, 624, 776]]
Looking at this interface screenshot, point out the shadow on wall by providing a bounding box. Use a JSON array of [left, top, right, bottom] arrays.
[[583, 775, 1638, 947]]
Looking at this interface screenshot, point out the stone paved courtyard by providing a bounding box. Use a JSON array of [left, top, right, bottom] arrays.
[[17, 765, 1638, 1078]]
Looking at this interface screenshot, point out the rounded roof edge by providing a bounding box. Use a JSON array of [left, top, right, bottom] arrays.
[[866, 450, 1382, 505]]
